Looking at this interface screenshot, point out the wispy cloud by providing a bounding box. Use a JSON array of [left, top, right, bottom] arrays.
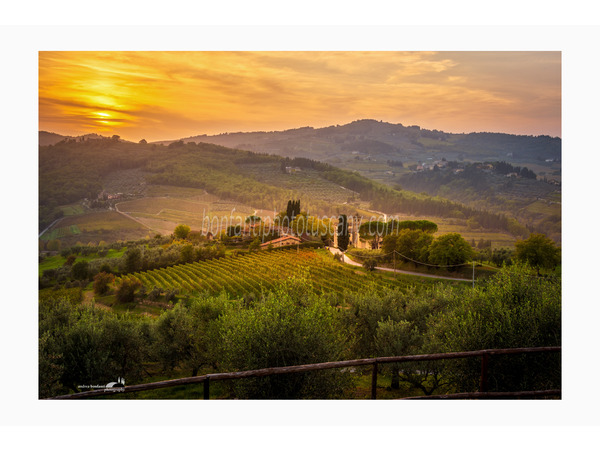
[[39, 51, 561, 140]]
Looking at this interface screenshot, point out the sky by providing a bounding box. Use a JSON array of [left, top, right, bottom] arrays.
[[38, 51, 561, 142]]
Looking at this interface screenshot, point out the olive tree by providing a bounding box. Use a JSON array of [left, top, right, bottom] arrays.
[[217, 279, 351, 399], [515, 233, 560, 275]]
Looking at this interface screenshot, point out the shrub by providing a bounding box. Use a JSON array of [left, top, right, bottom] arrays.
[[116, 277, 142, 303], [429, 263, 561, 392], [147, 286, 162, 302], [71, 260, 89, 280], [93, 272, 115, 296], [64, 254, 77, 266], [363, 258, 377, 271]]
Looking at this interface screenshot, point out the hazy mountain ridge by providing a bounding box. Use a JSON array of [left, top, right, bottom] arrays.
[[40, 119, 561, 165], [153, 119, 561, 165]]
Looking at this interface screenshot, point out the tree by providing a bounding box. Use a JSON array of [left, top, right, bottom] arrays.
[[375, 319, 420, 389], [174, 224, 191, 240], [56, 306, 147, 391], [116, 277, 142, 303], [430, 264, 561, 392], [180, 244, 194, 263], [428, 233, 474, 268], [363, 258, 377, 271], [71, 260, 89, 280], [337, 214, 350, 251], [285, 199, 301, 221], [153, 295, 229, 377], [515, 233, 560, 275], [64, 254, 77, 266], [358, 221, 387, 240], [217, 279, 350, 399], [227, 225, 242, 237], [248, 237, 261, 252], [93, 272, 115, 295], [245, 215, 262, 224], [138, 139, 147, 144], [395, 229, 434, 263], [123, 247, 142, 273]]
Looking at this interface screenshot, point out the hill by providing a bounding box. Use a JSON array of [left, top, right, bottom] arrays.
[[39, 131, 71, 146], [155, 120, 561, 240], [163, 119, 561, 167], [39, 135, 543, 250]]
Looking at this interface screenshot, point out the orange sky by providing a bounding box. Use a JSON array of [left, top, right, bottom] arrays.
[[39, 51, 561, 141]]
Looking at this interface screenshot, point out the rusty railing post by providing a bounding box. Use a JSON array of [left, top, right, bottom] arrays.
[[371, 361, 378, 399], [204, 377, 210, 400], [480, 353, 489, 392]]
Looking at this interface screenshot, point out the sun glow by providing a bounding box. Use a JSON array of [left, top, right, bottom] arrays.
[[39, 51, 561, 141]]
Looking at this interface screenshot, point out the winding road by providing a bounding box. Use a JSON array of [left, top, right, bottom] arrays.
[[327, 247, 471, 282], [39, 217, 64, 239]]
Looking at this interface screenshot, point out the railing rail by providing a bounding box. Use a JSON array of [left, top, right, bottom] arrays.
[[48, 346, 561, 400]]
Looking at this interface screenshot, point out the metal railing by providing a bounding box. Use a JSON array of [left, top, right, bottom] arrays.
[[48, 346, 561, 400]]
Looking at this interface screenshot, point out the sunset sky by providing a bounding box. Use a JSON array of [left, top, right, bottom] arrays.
[[39, 51, 561, 142]]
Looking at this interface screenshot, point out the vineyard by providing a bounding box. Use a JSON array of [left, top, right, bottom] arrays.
[[41, 225, 80, 241], [120, 248, 399, 298]]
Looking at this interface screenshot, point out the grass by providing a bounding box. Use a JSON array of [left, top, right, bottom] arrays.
[[39, 248, 127, 276], [117, 195, 260, 236], [93, 292, 173, 316], [346, 249, 497, 281], [88, 364, 228, 399], [524, 200, 561, 216], [117, 197, 211, 215], [418, 137, 456, 148], [240, 163, 360, 204], [40, 225, 81, 241], [59, 204, 85, 216], [85, 365, 453, 399], [49, 211, 150, 246], [60, 211, 147, 232], [350, 371, 444, 399], [144, 184, 219, 201]]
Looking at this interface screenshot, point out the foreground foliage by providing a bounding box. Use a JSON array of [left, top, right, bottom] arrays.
[[39, 264, 560, 399]]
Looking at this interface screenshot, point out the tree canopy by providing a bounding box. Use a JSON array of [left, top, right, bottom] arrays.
[[337, 214, 350, 251], [174, 224, 191, 240], [428, 233, 474, 268], [515, 233, 560, 274]]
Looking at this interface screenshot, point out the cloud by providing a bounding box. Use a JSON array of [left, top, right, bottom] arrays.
[[39, 51, 561, 140]]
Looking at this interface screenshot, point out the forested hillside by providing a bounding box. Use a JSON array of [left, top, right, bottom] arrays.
[[170, 119, 561, 165], [40, 135, 536, 240]]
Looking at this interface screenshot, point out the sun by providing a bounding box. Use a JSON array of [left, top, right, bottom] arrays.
[[92, 111, 115, 127]]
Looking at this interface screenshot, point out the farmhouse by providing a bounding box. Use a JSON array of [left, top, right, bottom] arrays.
[[260, 235, 302, 249]]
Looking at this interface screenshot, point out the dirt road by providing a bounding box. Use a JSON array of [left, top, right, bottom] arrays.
[[327, 247, 470, 282]]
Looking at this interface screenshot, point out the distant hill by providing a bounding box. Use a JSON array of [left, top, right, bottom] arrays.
[[39, 131, 71, 146], [39, 131, 132, 146], [158, 119, 561, 165]]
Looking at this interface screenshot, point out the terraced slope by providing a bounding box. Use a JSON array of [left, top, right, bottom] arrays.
[[120, 249, 399, 297]]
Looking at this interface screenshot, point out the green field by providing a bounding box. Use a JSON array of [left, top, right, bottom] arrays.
[[40, 225, 81, 241], [39, 247, 128, 276], [47, 211, 150, 246], [59, 204, 85, 216], [117, 197, 212, 215]]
